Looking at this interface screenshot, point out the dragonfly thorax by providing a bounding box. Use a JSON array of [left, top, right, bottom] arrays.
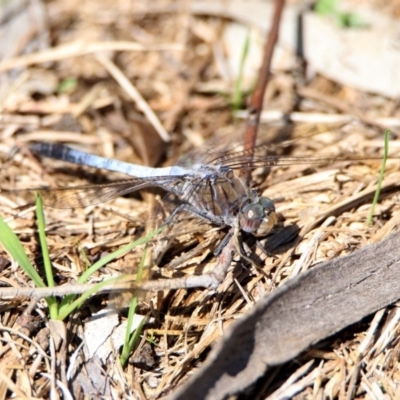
[[181, 166, 277, 237]]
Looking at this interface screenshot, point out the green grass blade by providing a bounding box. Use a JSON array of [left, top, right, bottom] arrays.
[[0, 214, 45, 288], [314, 0, 337, 16], [78, 226, 163, 284], [58, 276, 122, 320], [58, 227, 163, 318], [121, 309, 148, 368], [232, 28, 250, 114], [35, 193, 59, 318], [120, 245, 149, 366], [35, 193, 55, 287], [120, 296, 139, 367], [367, 130, 390, 225]]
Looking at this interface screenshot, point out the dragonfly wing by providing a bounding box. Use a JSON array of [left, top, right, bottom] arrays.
[[207, 122, 378, 170], [219, 147, 381, 170], [32, 177, 180, 209]]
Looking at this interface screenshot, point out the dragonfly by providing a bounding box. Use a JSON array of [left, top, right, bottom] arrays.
[[28, 141, 279, 239], [11, 129, 387, 291]]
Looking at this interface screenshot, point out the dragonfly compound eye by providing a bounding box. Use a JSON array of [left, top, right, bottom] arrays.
[[240, 197, 277, 236], [259, 196, 275, 212]]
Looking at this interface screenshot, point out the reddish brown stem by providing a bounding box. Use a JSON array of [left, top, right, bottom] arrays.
[[243, 0, 286, 184]]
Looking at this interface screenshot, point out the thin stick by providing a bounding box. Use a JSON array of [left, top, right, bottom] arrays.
[[95, 53, 170, 142], [243, 0, 286, 184], [0, 236, 236, 299], [0, 40, 183, 73], [297, 87, 400, 136]]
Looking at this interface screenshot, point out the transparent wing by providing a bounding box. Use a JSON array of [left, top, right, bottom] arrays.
[[179, 122, 385, 170], [11, 176, 183, 209], [211, 147, 384, 171], [22, 120, 386, 211]]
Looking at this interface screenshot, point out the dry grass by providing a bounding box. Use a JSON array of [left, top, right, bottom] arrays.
[[1, 0, 400, 398]]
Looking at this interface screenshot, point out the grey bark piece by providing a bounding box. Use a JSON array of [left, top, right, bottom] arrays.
[[170, 230, 400, 400]]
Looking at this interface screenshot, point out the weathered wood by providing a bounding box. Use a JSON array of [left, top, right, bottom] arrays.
[[171, 229, 400, 400]]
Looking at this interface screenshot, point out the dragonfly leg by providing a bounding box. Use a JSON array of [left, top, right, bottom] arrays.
[[209, 234, 236, 283], [138, 235, 236, 291], [164, 203, 223, 227], [214, 231, 233, 256]]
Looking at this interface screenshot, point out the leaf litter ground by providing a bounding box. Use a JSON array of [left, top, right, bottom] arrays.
[[1, 0, 400, 398]]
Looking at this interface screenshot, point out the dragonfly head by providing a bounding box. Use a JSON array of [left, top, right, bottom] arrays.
[[239, 197, 277, 237]]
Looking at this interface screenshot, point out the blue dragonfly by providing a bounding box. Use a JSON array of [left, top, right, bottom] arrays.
[[20, 133, 386, 290]]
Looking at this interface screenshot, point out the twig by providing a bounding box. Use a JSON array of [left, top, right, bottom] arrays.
[[297, 86, 400, 136], [243, 0, 286, 183], [0, 236, 236, 299], [0, 40, 183, 73], [236, 110, 400, 128]]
